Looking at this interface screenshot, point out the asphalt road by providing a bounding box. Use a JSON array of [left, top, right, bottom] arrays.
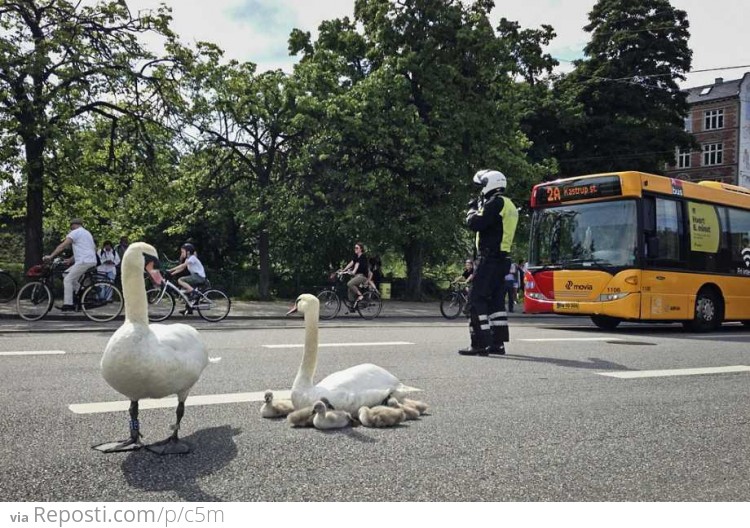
[[1, 316, 749, 502]]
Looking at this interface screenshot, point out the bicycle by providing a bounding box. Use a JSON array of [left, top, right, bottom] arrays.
[[0, 269, 18, 303], [16, 258, 123, 322], [316, 270, 383, 320], [440, 281, 470, 319], [145, 271, 231, 322]]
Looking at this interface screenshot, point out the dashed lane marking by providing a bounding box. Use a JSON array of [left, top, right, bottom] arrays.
[[519, 337, 630, 342], [0, 350, 66, 356], [69, 386, 422, 414], [598, 365, 750, 379], [262, 341, 415, 349]]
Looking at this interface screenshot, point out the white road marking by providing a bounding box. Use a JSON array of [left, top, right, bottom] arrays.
[[0, 350, 66, 356], [520, 337, 630, 342], [689, 334, 750, 339], [598, 365, 750, 379], [69, 386, 423, 414], [263, 341, 415, 349]]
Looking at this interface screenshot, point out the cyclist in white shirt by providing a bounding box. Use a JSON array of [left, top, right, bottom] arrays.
[[167, 243, 207, 298], [43, 218, 98, 311]]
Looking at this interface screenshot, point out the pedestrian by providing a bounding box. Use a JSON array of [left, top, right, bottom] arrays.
[[43, 218, 98, 311], [459, 169, 518, 356], [97, 240, 120, 301], [504, 260, 518, 313], [517, 258, 527, 303], [114, 236, 128, 281], [115, 236, 129, 261]]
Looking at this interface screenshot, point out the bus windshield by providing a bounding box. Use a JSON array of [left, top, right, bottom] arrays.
[[529, 200, 638, 269]]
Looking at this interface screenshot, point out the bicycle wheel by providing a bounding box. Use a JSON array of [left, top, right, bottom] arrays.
[[16, 281, 52, 321], [146, 288, 175, 322], [0, 272, 18, 303], [81, 281, 123, 322], [196, 289, 231, 322], [317, 290, 340, 320], [440, 292, 463, 319], [356, 290, 383, 320]]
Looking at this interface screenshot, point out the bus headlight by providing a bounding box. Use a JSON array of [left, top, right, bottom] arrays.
[[527, 291, 549, 300], [598, 292, 630, 302]]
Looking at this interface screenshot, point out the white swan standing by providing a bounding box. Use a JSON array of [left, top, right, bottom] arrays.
[[94, 242, 217, 455], [287, 294, 408, 415]]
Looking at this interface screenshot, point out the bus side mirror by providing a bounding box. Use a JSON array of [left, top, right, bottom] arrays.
[[646, 236, 659, 258]]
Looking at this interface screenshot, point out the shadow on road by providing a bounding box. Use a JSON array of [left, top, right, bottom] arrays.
[[121, 425, 240, 501], [499, 354, 634, 371]]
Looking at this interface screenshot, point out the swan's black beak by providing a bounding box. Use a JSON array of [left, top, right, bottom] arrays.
[[286, 303, 298, 316]]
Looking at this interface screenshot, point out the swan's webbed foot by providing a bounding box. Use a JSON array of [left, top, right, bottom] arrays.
[[92, 428, 143, 453], [145, 434, 192, 455]]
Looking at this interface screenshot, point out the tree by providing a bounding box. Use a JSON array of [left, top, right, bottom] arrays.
[[290, 0, 547, 298], [558, 0, 692, 176], [181, 44, 305, 299], [0, 0, 181, 268]]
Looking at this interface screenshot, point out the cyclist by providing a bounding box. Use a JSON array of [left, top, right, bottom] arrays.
[[456, 259, 475, 289], [167, 243, 207, 300], [43, 218, 97, 311], [340, 242, 369, 305]]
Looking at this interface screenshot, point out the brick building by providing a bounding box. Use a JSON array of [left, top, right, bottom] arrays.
[[665, 72, 750, 188]]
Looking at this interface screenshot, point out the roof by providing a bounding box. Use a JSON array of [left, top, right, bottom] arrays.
[[685, 77, 742, 104]]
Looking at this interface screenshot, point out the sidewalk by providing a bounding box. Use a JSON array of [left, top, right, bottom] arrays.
[[0, 298, 544, 320]]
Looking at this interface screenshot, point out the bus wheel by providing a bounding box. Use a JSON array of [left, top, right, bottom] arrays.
[[591, 315, 621, 330], [685, 289, 722, 332]]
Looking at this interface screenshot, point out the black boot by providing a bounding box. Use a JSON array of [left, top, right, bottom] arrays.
[[488, 327, 507, 355], [458, 328, 490, 356]]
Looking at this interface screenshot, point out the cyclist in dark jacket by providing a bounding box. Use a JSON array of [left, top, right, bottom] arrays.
[[459, 169, 518, 356]]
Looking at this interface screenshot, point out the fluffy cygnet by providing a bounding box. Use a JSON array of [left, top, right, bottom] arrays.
[[312, 400, 354, 430], [261, 390, 294, 418], [358, 405, 405, 428], [387, 397, 420, 420], [402, 398, 428, 415]]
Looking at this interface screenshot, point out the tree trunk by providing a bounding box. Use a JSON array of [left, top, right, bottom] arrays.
[[259, 228, 270, 300], [24, 138, 45, 271], [403, 240, 424, 300]]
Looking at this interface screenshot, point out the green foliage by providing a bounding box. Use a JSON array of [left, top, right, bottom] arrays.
[[2, 0, 699, 300], [556, 0, 693, 175]]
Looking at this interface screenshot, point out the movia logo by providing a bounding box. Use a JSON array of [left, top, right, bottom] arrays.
[[742, 247, 750, 268], [565, 281, 593, 291]]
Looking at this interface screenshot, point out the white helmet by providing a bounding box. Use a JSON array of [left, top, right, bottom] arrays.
[[473, 169, 506, 196]]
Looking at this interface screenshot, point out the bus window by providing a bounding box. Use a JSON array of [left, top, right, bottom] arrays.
[[727, 208, 750, 271], [647, 197, 684, 267]]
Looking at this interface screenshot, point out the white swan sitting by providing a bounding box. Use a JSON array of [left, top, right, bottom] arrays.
[[261, 390, 294, 418], [312, 401, 355, 430], [94, 242, 218, 455], [358, 405, 405, 428], [287, 294, 408, 415]]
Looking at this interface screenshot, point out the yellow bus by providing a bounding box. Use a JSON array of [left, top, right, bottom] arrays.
[[524, 171, 750, 331]]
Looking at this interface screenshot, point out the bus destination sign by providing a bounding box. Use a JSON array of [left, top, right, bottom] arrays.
[[535, 176, 623, 205]]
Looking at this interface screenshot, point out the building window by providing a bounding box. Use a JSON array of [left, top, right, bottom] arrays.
[[684, 116, 692, 132], [702, 143, 723, 166], [704, 109, 724, 130], [677, 148, 691, 168]]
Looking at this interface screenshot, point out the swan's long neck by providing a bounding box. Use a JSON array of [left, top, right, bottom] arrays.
[[293, 304, 319, 390], [121, 253, 149, 325]]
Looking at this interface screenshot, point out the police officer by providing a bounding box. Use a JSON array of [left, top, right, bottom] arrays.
[[459, 169, 518, 356]]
